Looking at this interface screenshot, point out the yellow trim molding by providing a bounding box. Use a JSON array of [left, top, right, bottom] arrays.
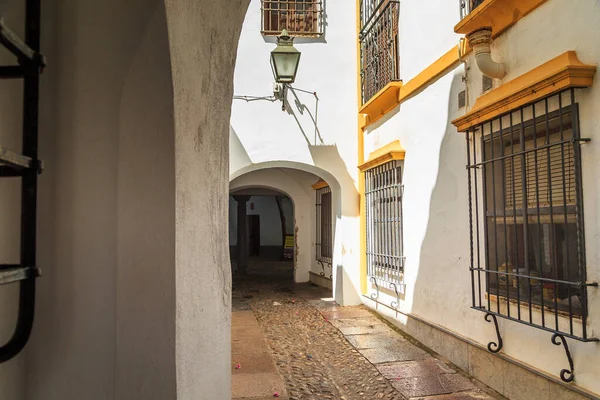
[[359, 81, 403, 126], [356, 0, 367, 294], [360, 46, 461, 128], [399, 46, 461, 103], [454, 0, 548, 37], [311, 179, 329, 190], [452, 51, 596, 132], [358, 140, 406, 172]]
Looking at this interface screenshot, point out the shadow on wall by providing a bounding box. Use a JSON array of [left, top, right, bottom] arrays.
[[407, 71, 482, 356]]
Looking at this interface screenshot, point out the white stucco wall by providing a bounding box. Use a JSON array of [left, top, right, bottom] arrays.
[[362, 0, 600, 396], [229, 0, 361, 305], [0, 0, 249, 399]]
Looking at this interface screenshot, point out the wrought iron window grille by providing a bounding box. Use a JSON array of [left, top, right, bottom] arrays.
[[359, 0, 400, 104], [261, 0, 324, 37], [465, 88, 597, 382], [459, 0, 485, 20], [0, 0, 44, 363], [366, 160, 405, 309], [316, 186, 333, 279]]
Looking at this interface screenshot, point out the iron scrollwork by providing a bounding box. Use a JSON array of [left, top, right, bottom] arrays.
[[551, 334, 575, 383], [317, 259, 332, 280], [484, 313, 503, 353], [370, 276, 380, 300], [389, 282, 400, 310]]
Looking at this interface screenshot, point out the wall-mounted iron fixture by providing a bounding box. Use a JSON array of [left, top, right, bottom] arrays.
[[0, 0, 44, 363]]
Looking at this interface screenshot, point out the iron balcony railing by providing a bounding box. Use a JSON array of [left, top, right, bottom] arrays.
[[459, 0, 485, 20], [465, 88, 597, 382], [261, 0, 324, 37], [359, 0, 400, 104], [365, 160, 404, 290]]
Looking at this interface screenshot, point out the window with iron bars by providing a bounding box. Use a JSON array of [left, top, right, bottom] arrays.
[[365, 161, 404, 286], [261, 0, 323, 37], [316, 186, 332, 267], [459, 0, 485, 20], [359, 0, 400, 104], [465, 88, 595, 341]]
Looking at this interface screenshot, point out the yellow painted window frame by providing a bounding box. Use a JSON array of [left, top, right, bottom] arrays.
[[359, 140, 405, 172], [452, 51, 597, 132], [311, 179, 329, 190]]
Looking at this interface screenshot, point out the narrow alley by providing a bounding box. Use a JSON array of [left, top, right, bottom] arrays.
[[231, 272, 502, 400]]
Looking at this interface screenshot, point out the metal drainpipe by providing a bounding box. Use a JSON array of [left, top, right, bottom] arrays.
[[467, 27, 506, 79]]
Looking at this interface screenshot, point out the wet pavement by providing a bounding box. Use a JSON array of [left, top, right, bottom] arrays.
[[231, 265, 502, 400]]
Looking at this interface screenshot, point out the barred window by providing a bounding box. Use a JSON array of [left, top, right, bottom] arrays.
[[261, 0, 323, 37], [316, 186, 332, 262], [359, 0, 400, 104], [466, 89, 592, 340], [365, 161, 404, 285]]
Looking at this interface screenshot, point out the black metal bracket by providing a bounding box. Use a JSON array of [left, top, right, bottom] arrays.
[[390, 282, 400, 309], [0, 0, 42, 364], [317, 259, 332, 280], [370, 276, 379, 300], [484, 313, 503, 353], [552, 334, 575, 383]]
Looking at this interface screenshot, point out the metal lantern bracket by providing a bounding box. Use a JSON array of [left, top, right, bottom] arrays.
[[0, 1, 44, 364]]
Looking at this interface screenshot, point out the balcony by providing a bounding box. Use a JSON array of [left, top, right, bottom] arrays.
[[455, 0, 548, 37], [359, 0, 400, 105], [459, 0, 485, 20]]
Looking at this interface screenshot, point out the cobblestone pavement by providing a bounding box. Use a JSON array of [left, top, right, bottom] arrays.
[[232, 270, 502, 400]]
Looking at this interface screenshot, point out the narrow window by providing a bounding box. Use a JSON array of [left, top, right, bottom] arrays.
[[365, 160, 404, 285], [359, 0, 400, 104], [261, 0, 323, 37], [316, 186, 332, 263]]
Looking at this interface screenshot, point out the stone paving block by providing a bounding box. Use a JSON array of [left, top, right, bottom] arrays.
[[322, 307, 375, 320], [232, 372, 287, 399], [338, 323, 393, 336], [392, 375, 449, 398], [232, 337, 271, 355], [231, 351, 277, 374], [232, 326, 265, 342], [438, 373, 477, 392], [393, 373, 476, 398], [502, 360, 550, 400], [548, 383, 591, 400], [411, 390, 496, 400], [306, 299, 341, 311], [329, 316, 387, 328], [345, 332, 407, 349], [232, 311, 261, 327], [377, 359, 456, 380], [359, 343, 432, 364], [468, 346, 507, 395]]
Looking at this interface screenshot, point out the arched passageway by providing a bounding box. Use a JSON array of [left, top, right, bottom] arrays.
[[229, 187, 295, 280], [229, 166, 340, 294]]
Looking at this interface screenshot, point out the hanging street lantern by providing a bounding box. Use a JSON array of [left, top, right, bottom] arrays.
[[270, 29, 301, 84]]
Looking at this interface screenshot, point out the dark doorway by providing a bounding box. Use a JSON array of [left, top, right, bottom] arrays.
[[248, 215, 260, 256]]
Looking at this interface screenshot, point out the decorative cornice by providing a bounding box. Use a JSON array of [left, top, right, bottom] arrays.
[[452, 51, 596, 132], [358, 140, 405, 172]]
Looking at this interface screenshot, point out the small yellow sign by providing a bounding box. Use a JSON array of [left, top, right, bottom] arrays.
[[284, 235, 294, 248]]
